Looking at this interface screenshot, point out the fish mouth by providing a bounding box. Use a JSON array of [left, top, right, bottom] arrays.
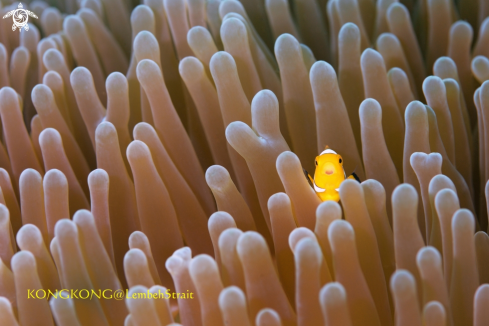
[[324, 162, 336, 175]]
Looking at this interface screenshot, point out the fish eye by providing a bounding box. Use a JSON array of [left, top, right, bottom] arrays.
[[315, 160, 318, 166], [339, 158, 342, 164]]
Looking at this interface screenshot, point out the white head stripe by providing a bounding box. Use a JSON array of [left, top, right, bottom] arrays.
[[320, 149, 337, 155]]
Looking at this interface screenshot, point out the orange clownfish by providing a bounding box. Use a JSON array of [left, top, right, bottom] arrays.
[[304, 148, 360, 202]]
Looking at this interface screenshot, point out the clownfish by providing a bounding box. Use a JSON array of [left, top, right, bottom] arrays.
[[304, 147, 360, 202]]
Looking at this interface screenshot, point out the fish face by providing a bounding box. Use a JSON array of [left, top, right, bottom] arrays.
[[313, 153, 345, 190], [322, 161, 336, 175]]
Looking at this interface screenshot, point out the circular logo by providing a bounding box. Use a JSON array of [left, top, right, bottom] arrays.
[[2, 3, 38, 32]]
